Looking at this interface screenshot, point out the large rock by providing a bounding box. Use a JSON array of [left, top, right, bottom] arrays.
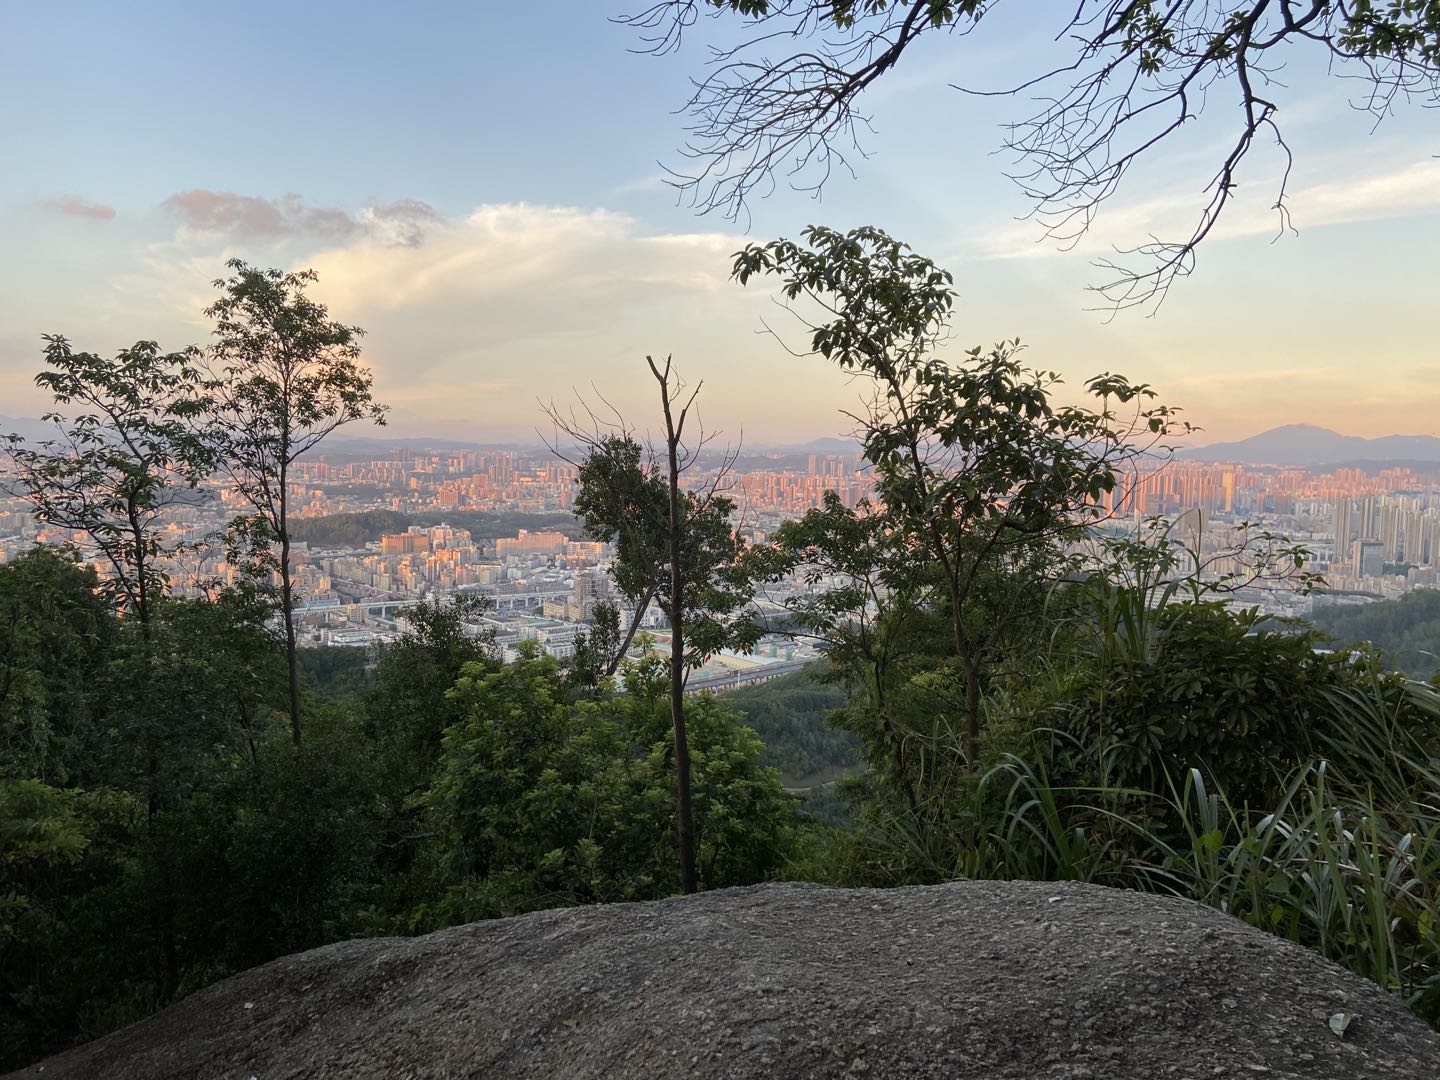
[[12, 881, 1440, 1079]]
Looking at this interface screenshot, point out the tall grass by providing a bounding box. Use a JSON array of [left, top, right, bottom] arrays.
[[964, 734, 1440, 1026]]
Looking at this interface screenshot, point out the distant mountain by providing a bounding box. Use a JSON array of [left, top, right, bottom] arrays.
[[1183, 424, 1440, 466], [791, 436, 861, 454]]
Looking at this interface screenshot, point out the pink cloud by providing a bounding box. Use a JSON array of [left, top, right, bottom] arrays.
[[161, 190, 442, 246], [162, 189, 358, 239], [49, 195, 116, 220]]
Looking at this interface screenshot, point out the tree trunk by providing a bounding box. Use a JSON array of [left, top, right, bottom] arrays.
[[652, 356, 698, 896], [669, 586, 697, 895], [279, 475, 301, 747], [963, 658, 981, 766], [604, 582, 659, 679]]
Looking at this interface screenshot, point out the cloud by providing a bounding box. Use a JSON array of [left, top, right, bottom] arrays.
[[356, 199, 444, 247], [612, 172, 668, 196], [160, 190, 444, 246], [162, 190, 358, 239], [285, 203, 840, 439], [48, 195, 116, 221], [962, 157, 1440, 261], [297, 203, 745, 370], [114, 201, 833, 440]]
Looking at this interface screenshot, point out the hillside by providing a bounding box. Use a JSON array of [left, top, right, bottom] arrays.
[[1308, 591, 1440, 679], [12, 880, 1439, 1080], [722, 666, 857, 784]]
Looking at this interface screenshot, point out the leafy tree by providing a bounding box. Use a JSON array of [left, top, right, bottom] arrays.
[[767, 491, 930, 811], [364, 593, 497, 795], [551, 361, 767, 894], [3, 336, 210, 629], [624, 1, 1440, 306], [736, 225, 1188, 763], [199, 260, 389, 746], [297, 645, 374, 696], [422, 644, 797, 921], [144, 588, 287, 777], [289, 509, 411, 549], [0, 778, 114, 1069], [0, 548, 116, 785], [1050, 598, 1385, 806], [566, 599, 626, 697], [408, 510, 581, 539], [569, 434, 669, 675], [1307, 590, 1440, 680]]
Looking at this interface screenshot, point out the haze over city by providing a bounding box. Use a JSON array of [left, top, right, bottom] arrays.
[[3, 1, 1438, 445]]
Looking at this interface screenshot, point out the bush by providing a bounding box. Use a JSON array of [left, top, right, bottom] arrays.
[[1048, 596, 1435, 809]]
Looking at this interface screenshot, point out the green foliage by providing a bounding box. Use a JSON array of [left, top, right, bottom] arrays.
[[290, 509, 411, 548], [573, 435, 668, 605], [0, 779, 140, 1067], [297, 646, 373, 696], [737, 225, 1187, 767], [3, 337, 210, 624], [364, 594, 496, 785], [410, 510, 580, 539], [958, 744, 1440, 1027], [421, 646, 800, 923], [199, 259, 389, 744], [0, 549, 116, 785], [1051, 597, 1395, 808], [722, 666, 856, 783], [572, 433, 763, 667], [1308, 590, 1440, 679]]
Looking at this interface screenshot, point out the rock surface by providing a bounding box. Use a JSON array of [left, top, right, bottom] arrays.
[[12, 880, 1440, 1079]]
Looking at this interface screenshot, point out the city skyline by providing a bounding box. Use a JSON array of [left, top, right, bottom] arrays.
[[3, 3, 1438, 444]]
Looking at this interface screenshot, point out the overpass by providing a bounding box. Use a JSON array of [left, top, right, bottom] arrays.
[[299, 583, 572, 621], [687, 658, 813, 693]]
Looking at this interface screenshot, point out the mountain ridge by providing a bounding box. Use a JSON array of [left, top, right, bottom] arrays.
[[1183, 424, 1440, 466]]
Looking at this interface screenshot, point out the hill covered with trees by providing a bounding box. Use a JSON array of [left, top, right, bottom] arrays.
[[721, 667, 856, 785], [290, 509, 580, 549], [1308, 592, 1440, 680]]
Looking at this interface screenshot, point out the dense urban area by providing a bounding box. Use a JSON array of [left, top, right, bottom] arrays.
[[6, 443, 1439, 668]]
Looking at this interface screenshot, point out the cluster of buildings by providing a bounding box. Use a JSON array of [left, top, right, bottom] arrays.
[[5, 442, 1439, 657], [1093, 460, 1440, 612]]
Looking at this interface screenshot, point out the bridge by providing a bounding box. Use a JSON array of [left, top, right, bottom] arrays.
[[687, 658, 813, 693], [298, 583, 572, 621]]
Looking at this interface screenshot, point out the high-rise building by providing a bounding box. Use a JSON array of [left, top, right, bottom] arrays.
[[1352, 538, 1385, 579], [1333, 495, 1354, 553], [571, 570, 613, 622]]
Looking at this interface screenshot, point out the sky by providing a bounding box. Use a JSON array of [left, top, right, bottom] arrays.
[[2, 1, 1437, 447]]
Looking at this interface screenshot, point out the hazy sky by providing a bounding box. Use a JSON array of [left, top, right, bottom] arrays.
[[3, 2, 1437, 446]]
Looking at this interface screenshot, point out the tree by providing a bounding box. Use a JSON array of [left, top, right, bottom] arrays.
[[547, 359, 766, 894], [767, 492, 928, 811], [567, 433, 670, 678], [364, 593, 497, 793], [566, 599, 627, 697], [623, 1, 1440, 308], [0, 548, 115, 785], [423, 643, 797, 920], [199, 260, 388, 746], [144, 587, 288, 777], [4, 337, 210, 629], [735, 225, 1189, 763]]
